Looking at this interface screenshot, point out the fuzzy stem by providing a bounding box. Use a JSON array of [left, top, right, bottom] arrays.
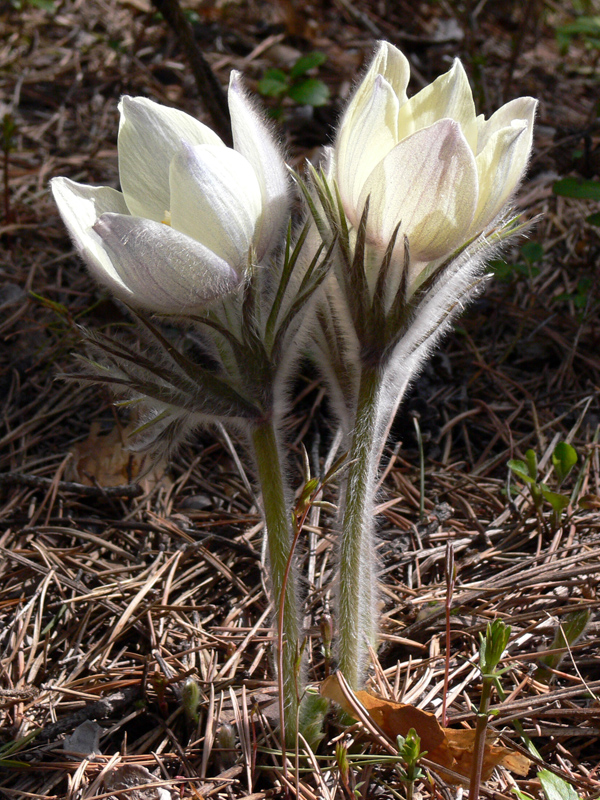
[[338, 365, 384, 688], [251, 420, 301, 743]]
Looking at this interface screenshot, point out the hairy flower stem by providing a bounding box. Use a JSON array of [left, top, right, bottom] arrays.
[[251, 420, 301, 743], [338, 365, 384, 688]]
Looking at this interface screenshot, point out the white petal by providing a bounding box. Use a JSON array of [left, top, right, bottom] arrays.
[[336, 75, 399, 222], [51, 177, 132, 294], [477, 96, 537, 154], [228, 72, 290, 260], [358, 119, 478, 262], [117, 96, 224, 223], [169, 142, 262, 266], [93, 213, 241, 313], [472, 118, 533, 232], [342, 41, 410, 131], [396, 59, 478, 152]]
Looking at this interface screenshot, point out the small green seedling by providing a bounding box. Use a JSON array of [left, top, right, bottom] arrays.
[[182, 677, 201, 725], [335, 741, 356, 798], [553, 177, 600, 226], [536, 608, 591, 683], [258, 52, 330, 118], [469, 620, 512, 800], [538, 769, 581, 800], [491, 241, 543, 282], [10, 0, 55, 9], [512, 769, 582, 800], [555, 15, 600, 55], [396, 728, 425, 800], [508, 442, 578, 529]]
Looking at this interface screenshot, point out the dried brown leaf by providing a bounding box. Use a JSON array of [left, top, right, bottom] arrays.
[[321, 673, 531, 782], [67, 421, 168, 490]]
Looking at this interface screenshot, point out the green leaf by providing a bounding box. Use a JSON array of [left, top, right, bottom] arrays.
[[29, 0, 56, 9], [558, 608, 590, 647], [257, 71, 289, 97], [520, 241, 544, 263], [538, 769, 581, 800], [288, 78, 330, 106], [525, 449, 538, 480], [587, 212, 600, 225], [539, 609, 590, 672], [553, 177, 600, 200], [556, 16, 600, 38], [552, 442, 578, 482], [508, 458, 536, 484], [540, 485, 570, 514], [491, 259, 513, 281], [290, 51, 327, 78], [479, 620, 511, 673], [511, 789, 535, 800]]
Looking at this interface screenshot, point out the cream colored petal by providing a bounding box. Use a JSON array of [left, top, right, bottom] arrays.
[[51, 177, 132, 294], [118, 96, 223, 223], [93, 213, 241, 313], [336, 75, 399, 225], [228, 72, 290, 260], [342, 41, 410, 132], [169, 142, 262, 267], [358, 119, 478, 262], [396, 59, 478, 151], [471, 119, 533, 232], [476, 96, 537, 153]]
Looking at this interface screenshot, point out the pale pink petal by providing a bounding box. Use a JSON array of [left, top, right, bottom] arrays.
[[93, 213, 241, 313], [358, 119, 478, 262]]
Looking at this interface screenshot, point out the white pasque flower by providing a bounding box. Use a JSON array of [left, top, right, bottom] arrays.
[[51, 73, 289, 314], [334, 41, 537, 286]]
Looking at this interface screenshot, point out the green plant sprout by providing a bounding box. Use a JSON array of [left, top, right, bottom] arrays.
[[554, 276, 594, 312], [331, 729, 425, 800], [335, 741, 357, 798], [508, 442, 578, 529], [396, 728, 426, 800], [555, 15, 600, 55], [469, 620, 512, 800], [9, 0, 55, 10], [491, 241, 543, 283], [258, 52, 330, 118], [0, 731, 39, 770], [553, 178, 600, 226], [538, 769, 582, 800], [535, 608, 591, 683], [512, 769, 582, 800], [181, 677, 201, 726]]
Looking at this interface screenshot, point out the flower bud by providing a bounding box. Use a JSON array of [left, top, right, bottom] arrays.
[[51, 73, 290, 315], [333, 41, 536, 292]]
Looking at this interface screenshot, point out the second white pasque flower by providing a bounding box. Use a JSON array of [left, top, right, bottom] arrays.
[[334, 42, 537, 290], [51, 73, 290, 314]]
